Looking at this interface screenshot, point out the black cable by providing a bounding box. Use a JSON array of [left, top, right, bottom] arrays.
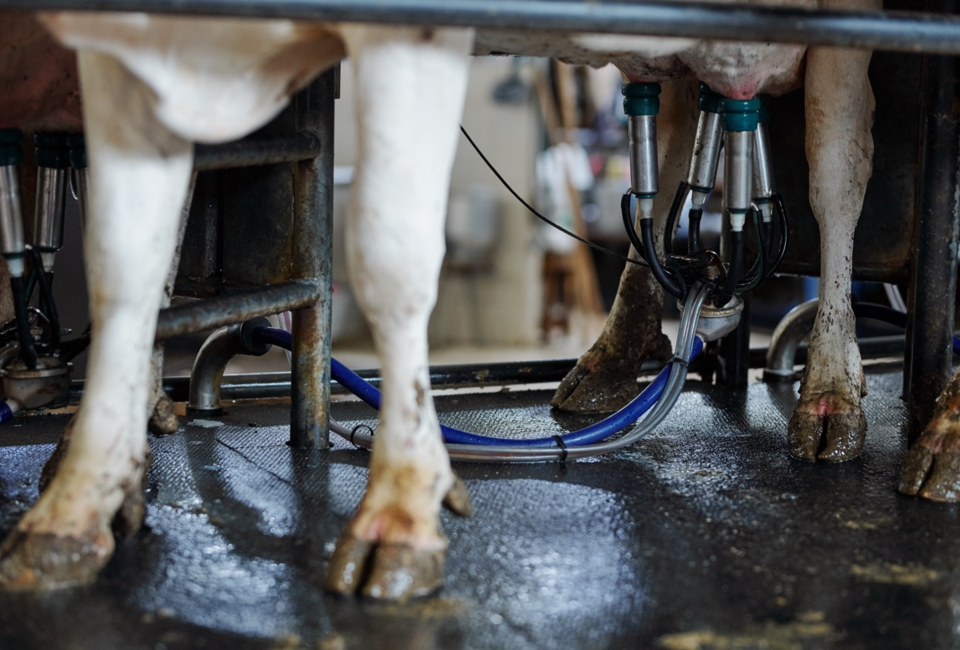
[[10, 275, 37, 369], [769, 193, 789, 275], [736, 210, 765, 292], [459, 124, 648, 268], [663, 181, 689, 256], [724, 229, 745, 300], [688, 207, 703, 254], [29, 248, 60, 349], [58, 332, 91, 363], [621, 192, 647, 262], [640, 217, 685, 299]]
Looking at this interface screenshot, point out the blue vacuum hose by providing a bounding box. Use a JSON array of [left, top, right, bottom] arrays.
[[252, 326, 703, 447]]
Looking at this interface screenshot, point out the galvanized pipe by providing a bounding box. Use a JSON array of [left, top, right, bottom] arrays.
[[752, 122, 776, 203], [765, 299, 916, 382], [10, 0, 960, 55], [290, 71, 335, 449], [628, 115, 658, 197], [33, 167, 68, 271], [193, 132, 321, 171], [764, 298, 819, 382], [723, 130, 754, 222], [686, 110, 723, 194], [155, 279, 320, 340], [0, 165, 24, 261], [187, 317, 271, 414]]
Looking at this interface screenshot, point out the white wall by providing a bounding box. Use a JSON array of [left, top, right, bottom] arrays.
[[332, 56, 544, 347]]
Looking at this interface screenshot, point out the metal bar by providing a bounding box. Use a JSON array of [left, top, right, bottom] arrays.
[[155, 279, 320, 340], [289, 71, 335, 449], [134, 334, 910, 404], [12, 0, 960, 54], [159, 358, 595, 402], [904, 40, 960, 439], [193, 132, 321, 171]]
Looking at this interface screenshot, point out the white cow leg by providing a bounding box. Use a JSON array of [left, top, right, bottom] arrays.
[[788, 17, 875, 461], [324, 25, 473, 600], [0, 50, 192, 589], [552, 78, 697, 414], [148, 175, 195, 437]]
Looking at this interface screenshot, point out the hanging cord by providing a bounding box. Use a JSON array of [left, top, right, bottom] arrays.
[[735, 209, 767, 294], [663, 181, 689, 258], [9, 274, 37, 369], [28, 248, 60, 349], [768, 193, 790, 276], [640, 217, 686, 299], [688, 207, 703, 254], [459, 124, 648, 268]]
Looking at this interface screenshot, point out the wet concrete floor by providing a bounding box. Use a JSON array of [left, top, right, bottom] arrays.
[[1, 371, 958, 649]]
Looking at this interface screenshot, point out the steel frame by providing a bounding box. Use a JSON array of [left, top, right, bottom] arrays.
[[4, 0, 954, 441]]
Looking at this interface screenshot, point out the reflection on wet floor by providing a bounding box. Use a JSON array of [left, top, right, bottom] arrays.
[[0, 371, 953, 648]]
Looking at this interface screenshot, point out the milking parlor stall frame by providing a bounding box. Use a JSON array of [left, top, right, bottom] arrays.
[[4, 0, 960, 445]]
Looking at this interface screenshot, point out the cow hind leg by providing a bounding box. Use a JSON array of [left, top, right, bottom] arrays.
[[899, 369, 960, 500], [552, 78, 697, 414], [0, 50, 192, 589], [323, 25, 474, 601], [788, 6, 876, 462]]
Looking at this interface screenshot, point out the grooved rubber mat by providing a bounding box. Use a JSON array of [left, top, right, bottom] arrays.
[[0, 373, 956, 649]]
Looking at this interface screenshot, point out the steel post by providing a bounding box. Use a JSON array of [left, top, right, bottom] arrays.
[[289, 71, 335, 448], [904, 26, 960, 439]]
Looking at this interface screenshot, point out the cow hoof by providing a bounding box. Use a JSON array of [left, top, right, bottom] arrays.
[[552, 333, 671, 414], [787, 392, 867, 462], [441, 473, 474, 518], [0, 524, 114, 590], [899, 430, 960, 501], [148, 395, 180, 435], [112, 452, 152, 538], [325, 533, 445, 601]]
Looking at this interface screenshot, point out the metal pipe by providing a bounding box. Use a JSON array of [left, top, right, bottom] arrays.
[[155, 279, 320, 340], [33, 167, 68, 271], [628, 115, 658, 197], [764, 298, 819, 382], [193, 132, 321, 171], [0, 165, 24, 262], [290, 71, 335, 449], [11, 0, 960, 55], [904, 35, 960, 439], [753, 122, 776, 204], [687, 84, 724, 194], [723, 130, 754, 221], [59, 332, 905, 406], [687, 111, 723, 194], [187, 317, 272, 414], [765, 299, 921, 382]]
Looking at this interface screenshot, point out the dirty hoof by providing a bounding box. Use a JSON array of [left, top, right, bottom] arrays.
[[787, 392, 867, 462], [325, 533, 445, 601], [148, 394, 179, 435], [112, 450, 152, 538], [441, 473, 473, 518], [0, 524, 114, 590], [899, 429, 960, 501], [551, 333, 671, 414]]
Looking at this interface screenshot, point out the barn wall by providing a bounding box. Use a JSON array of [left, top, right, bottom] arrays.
[[332, 56, 544, 347]]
